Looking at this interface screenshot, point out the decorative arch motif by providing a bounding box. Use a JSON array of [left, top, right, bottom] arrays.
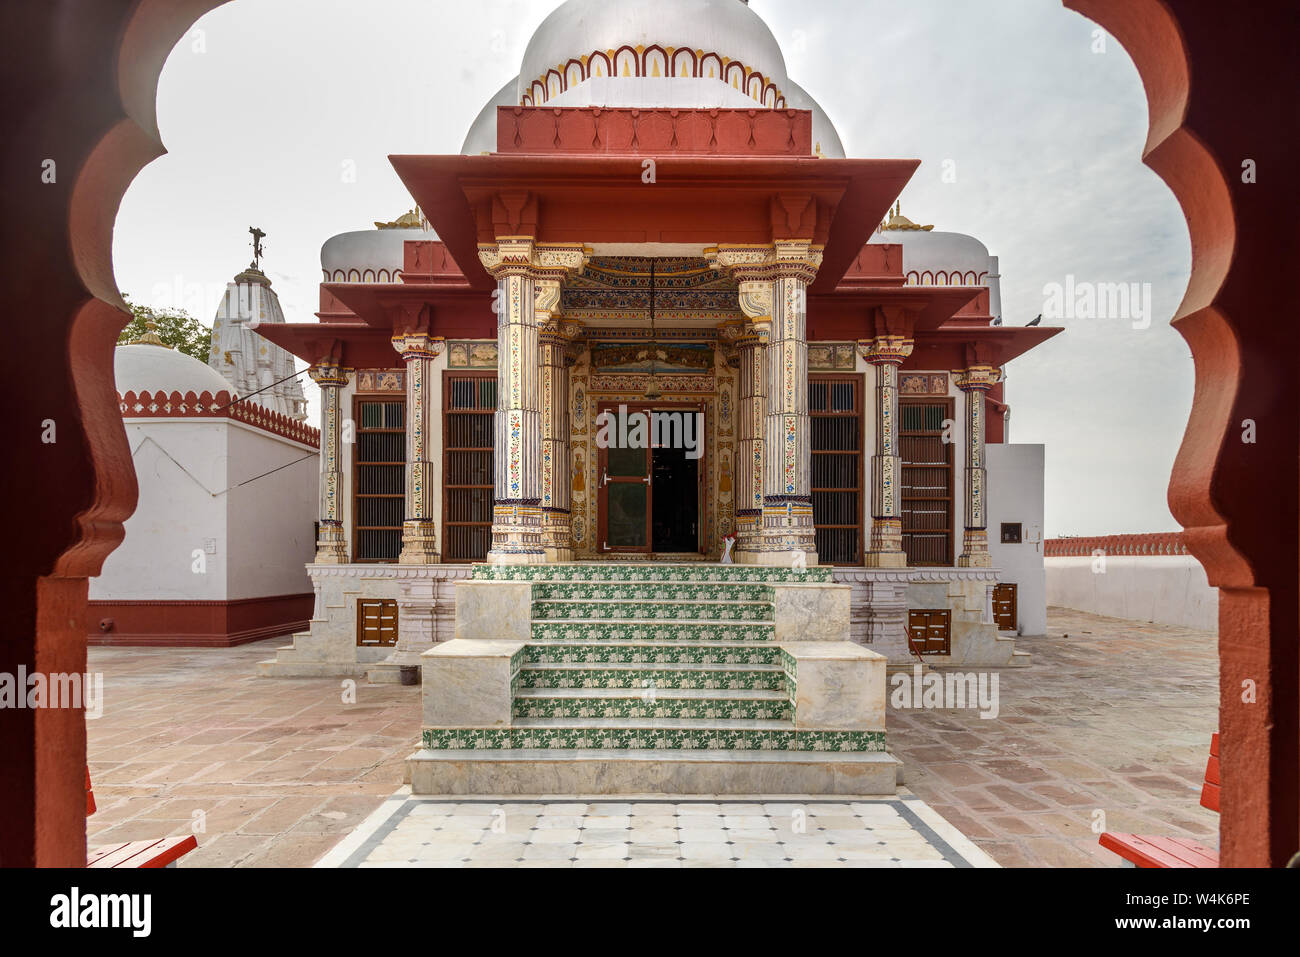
[[520, 45, 788, 108]]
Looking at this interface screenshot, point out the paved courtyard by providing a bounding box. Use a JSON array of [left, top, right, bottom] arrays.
[[85, 607, 1218, 867]]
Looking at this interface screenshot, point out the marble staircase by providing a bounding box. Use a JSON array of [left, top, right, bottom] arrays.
[[407, 563, 897, 795]]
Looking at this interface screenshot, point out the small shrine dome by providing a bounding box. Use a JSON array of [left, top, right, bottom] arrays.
[[320, 209, 436, 283], [115, 330, 233, 399], [869, 206, 997, 284], [462, 76, 521, 155]]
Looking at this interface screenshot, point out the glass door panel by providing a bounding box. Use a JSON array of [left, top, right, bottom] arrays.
[[599, 405, 652, 553], [607, 482, 649, 548]]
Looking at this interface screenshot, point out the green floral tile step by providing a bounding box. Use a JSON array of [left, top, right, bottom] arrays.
[[530, 621, 775, 643], [473, 563, 833, 584], [531, 581, 774, 601], [421, 726, 887, 753], [524, 642, 781, 666], [513, 692, 793, 721], [532, 599, 774, 622], [518, 664, 785, 691]]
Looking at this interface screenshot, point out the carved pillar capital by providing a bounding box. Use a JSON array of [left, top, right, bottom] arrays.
[[857, 336, 915, 366], [954, 364, 1003, 392], [390, 333, 445, 361], [477, 240, 590, 282], [307, 361, 349, 388]]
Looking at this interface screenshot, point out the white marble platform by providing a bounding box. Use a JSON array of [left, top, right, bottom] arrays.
[[315, 788, 999, 868]]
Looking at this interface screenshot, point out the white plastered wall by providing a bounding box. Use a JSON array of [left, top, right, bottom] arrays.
[[1045, 555, 1218, 632], [986, 443, 1047, 635], [90, 419, 230, 601], [224, 421, 317, 599]]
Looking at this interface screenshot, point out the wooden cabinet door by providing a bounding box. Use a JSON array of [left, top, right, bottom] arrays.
[[993, 583, 1018, 631], [907, 610, 951, 655]]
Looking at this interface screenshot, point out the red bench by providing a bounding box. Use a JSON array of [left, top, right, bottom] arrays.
[[85, 768, 198, 868], [1099, 732, 1220, 867]]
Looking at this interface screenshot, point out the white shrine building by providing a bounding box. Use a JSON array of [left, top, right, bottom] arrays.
[[89, 265, 320, 646]]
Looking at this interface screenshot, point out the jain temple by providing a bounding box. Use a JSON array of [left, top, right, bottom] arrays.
[[142, 0, 1063, 795]]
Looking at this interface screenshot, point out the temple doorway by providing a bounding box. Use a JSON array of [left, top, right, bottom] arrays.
[[597, 402, 705, 556]]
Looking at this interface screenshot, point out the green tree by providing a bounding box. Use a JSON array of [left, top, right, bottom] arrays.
[[118, 297, 213, 362]]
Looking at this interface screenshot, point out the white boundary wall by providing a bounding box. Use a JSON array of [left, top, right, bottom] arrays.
[[1045, 555, 1217, 632]]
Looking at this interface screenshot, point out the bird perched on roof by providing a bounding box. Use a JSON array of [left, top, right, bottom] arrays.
[[1027, 314, 1043, 327]]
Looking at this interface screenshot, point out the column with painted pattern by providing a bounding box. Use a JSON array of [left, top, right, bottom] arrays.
[[479, 240, 588, 564], [955, 365, 1002, 567], [858, 336, 914, 568], [391, 333, 445, 564], [308, 361, 350, 564]]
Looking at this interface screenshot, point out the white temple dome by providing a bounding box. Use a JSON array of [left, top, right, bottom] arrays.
[[783, 79, 846, 159], [321, 226, 433, 283], [518, 0, 790, 108], [462, 76, 521, 155], [461, 0, 847, 158], [115, 340, 234, 398], [870, 225, 995, 281]]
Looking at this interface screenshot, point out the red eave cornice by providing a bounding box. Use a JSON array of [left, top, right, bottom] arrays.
[[389, 153, 918, 295], [255, 322, 402, 370], [322, 282, 496, 337], [905, 326, 1064, 370], [808, 285, 985, 339]]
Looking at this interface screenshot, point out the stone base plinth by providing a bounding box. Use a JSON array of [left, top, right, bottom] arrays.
[[258, 563, 472, 678], [772, 583, 850, 641], [406, 749, 900, 796], [454, 580, 532, 641]]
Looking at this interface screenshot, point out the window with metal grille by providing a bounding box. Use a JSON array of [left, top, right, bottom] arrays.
[[443, 372, 496, 562], [808, 375, 863, 565], [900, 398, 954, 566], [353, 399, 405, 562], [356, 598, 398, 647], [908, 609, 951, 655]]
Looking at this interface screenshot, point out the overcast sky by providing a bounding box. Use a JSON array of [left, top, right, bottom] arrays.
[[112, 0, 1193, 538]]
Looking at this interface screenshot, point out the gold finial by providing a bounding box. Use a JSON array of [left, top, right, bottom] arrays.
[[880, 202, 934, 232], [375, 207, 427, 230], [131, 319, 170, 348]]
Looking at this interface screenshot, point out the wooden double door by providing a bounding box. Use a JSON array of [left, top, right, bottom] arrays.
[[597, 402, 704, 555]]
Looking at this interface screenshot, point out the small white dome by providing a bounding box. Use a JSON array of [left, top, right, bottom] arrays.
[[783, 80, 845, 159], [320, 227, 434, 283], [462, 76, 521, 155], [519, 0, 790, 108], [116, 341, 234, 398], [870, 227, 995, 284]]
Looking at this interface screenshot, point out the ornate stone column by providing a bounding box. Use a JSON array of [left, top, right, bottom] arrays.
[[308, 361, 350, 564], [858, 336, 914, 567], [479, 239, 588, 564], [955, 364, 1002, 567], [763, 243, 822, 566], [712, 241, 822, 566], [721, 321, 768, 560], [539, 318, 580, 562], [391, 333, 445, 564]]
